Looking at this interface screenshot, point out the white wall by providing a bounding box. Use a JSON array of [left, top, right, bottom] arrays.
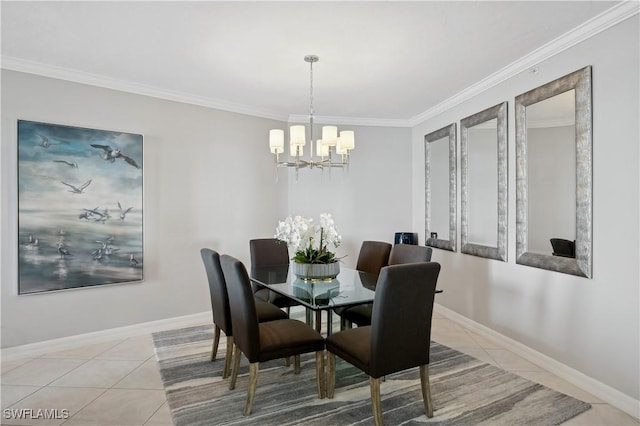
[[1, 72, 413, 348], [286, 125, 413, 267], [411, 16, 639, 401], [1, 70, 288, 347]]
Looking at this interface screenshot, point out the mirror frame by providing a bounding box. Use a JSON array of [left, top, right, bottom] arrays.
[[461, 101, 508, 261], [515, 66, 592, 278], [425, 123, 457, 251]]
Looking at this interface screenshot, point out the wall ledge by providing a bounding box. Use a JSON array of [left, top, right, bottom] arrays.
[[434, 303, 640, 420]]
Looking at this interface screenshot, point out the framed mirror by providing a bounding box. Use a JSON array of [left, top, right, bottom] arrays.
[[515, 66, 592, 277], [461, 102, 508, 261], [425, 123, 457, 251]]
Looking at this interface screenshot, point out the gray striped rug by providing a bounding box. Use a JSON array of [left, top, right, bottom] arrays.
[[152, 324, 590, 425]]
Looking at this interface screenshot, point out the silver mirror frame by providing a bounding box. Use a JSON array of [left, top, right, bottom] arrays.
[[461, 102, 508, 261], [515, 66, 592, 278], [425, 123, 457, 251]]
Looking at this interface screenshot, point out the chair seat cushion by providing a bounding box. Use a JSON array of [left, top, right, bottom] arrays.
[[340, 304, 373, 327], [255, 301, 288, 322], [326, 326, 372, 375], [258, 319, 325, 362]]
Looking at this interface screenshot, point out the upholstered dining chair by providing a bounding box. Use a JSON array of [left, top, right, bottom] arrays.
[[339, 244, 433, 328], [220, 254, 326, 416], [335, 240, 392, 329], [326, 262, 441, 425], [200, 248, 288, 379], [249, 238, 298, 312]]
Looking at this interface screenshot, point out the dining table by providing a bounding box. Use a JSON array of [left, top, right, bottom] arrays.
[[250, 264, 378, 335]]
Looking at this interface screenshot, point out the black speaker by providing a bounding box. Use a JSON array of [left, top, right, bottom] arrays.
[[394, 232, 418, 245]]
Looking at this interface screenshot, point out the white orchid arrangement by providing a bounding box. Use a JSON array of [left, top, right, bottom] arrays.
[[275, 213, 341, 264]]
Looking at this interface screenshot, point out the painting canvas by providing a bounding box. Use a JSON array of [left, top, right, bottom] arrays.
[[17, 120, 143, 294]]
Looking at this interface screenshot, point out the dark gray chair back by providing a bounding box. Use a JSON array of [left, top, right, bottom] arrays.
[[369, 262, 440, 378], [356, 241, 392, 274], [220, 254, 261, 362], [200, 248, 232, 336], [250, 238, 289, 267], [388, 244, 432, 265]]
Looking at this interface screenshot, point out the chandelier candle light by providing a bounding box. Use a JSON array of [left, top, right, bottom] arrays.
[[269, 55, 355, 179], [275, 213, 342, 281]]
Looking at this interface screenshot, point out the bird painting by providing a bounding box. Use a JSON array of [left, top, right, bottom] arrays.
[[53, 159, 78, 168], [90, 144, 140, 168], [61, 179, 92, 194], [57, 242, 72, 259], [37, 134, 50, 148], [118, 201, 133, 220], [129, 254, 139, 267]]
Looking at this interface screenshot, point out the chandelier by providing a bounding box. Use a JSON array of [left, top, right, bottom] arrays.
[[269, 55, 355, 178]]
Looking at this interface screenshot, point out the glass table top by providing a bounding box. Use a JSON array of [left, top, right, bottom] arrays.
[[250, 265, 378, 311]]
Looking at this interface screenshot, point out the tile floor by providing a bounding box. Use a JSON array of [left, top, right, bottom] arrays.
[[1, 309, 638, 425]]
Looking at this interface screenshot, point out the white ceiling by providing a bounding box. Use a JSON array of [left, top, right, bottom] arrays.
[[1, 1, 624, 125]]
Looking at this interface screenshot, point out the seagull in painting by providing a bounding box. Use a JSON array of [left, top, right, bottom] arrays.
[[129, 254, 139, 267], [61, 179, 92, 194], [93, 208, 111, 223], [53, 159, 78, 168], [57, 242, 72, 259], [27, 234, 39, 247], [90, 144, 140, 169], [37, 134, 51, 148], [117, 201, 133, 220]]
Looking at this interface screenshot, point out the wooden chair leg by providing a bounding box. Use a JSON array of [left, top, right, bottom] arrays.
[[243, 362, 259, 416], [315, 310, 322, 333], [294, 355, 301, 374], [223, 336, 234, 379], [370, 376, 383, 426], [229, 344, 242, 390], [211, 325, 221, 361], [420, 364, 434, 418], [327, 352, 336, 398], [315, 351, 325, 398]]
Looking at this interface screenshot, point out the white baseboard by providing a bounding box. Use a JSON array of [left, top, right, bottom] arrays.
[[0, 311, 211, 362], [434, 303, 640, 420]]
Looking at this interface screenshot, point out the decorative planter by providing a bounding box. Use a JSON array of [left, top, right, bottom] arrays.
[[292, 261, 340, 281]]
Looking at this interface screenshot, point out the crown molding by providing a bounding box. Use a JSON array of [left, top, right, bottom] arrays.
[[408, 1, 640, 127], [0, 56, 290, 122], [2, 2, 636, 129], [288, 114, 412, 128]]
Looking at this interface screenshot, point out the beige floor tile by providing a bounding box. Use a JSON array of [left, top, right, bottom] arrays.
[[1, 385, 41, 409], [95, 336, 154, 361], [143, 402, 173, 426], [515, 370, 603, 404], [40, 341, 125, 360], [113, 359, 164, 390], [62, 389, 166, 426], [3, 387, 105, 426], [563, 403, 640, 425], [1, 359, 87, 386], [467, 330, 504, 349], [1, 358, 35, 375], [50, 360, 144, 388], [432, 330, 479, 349], [485, 348, 543, 372], [454, 347, 499, 366]]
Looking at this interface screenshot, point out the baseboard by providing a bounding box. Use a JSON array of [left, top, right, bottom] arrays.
[[434, 303, 640, 420], [0, 311, 211, 362]]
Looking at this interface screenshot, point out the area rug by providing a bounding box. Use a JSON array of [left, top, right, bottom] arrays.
[[152, 324, 591, 425]]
